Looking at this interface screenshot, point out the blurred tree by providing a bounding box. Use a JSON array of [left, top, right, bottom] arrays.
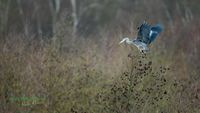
[[0, 0, 199, 38], [70, 0, 78, 38], [49, 0, 61, 35], [16, 0, 29, 36], [0, 0, 10, 37], [74, 0, 120, 36]]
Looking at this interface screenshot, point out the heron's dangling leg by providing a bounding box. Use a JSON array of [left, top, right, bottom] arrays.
[[140, 51, 147, 58]]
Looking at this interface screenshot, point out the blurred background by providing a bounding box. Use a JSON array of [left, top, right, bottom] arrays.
[[0, 0, 200, 113]]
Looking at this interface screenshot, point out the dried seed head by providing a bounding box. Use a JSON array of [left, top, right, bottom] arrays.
[[148, 61, 152, 65]]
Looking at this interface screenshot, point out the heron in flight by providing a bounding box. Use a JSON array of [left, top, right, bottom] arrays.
[[119, 21, 163, 53]]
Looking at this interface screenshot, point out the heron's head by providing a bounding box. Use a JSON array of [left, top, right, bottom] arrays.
[[119, 37, 130, 44]]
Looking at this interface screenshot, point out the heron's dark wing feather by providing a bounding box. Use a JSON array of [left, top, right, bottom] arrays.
[[151, 24, 162, 33], [137, 23, 151, 44], [148, 24, 163, 44]]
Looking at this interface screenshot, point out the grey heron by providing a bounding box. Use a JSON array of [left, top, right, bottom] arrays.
[[119, 21, 163, 53]]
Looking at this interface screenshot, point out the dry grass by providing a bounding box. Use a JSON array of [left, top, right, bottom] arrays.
[[0, 0, 200, 112], [0, 25, 200, 113]]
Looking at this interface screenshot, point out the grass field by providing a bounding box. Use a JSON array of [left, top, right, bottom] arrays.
[[0, 0, 200, 112], [0, 27, 199, 113]]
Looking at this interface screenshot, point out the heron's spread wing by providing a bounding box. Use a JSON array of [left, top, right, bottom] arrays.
[[137, 22, 163, 45], [149, 24, 163, 43], [137, 22, 151, 44]]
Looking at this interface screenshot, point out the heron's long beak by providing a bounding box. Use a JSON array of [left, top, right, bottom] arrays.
[[119, 39, 125, 44]]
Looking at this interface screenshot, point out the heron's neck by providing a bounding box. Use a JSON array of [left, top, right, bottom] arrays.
[[126, 38, 132, 44]]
